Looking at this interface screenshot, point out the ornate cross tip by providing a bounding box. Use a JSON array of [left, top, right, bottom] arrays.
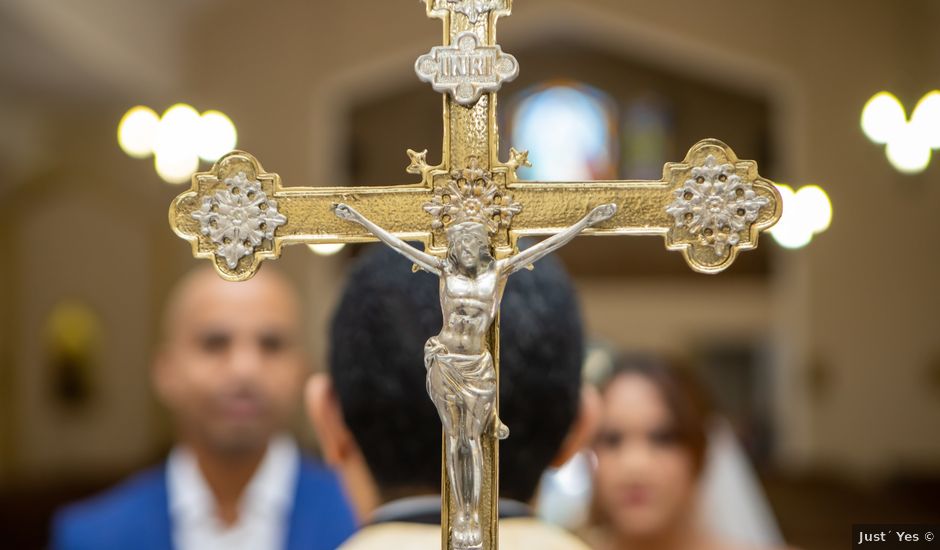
[[663, 139, 782, 274], [169, 151, 287, 282], [191, 171, 287, 270], [426, 0, 512, 24]]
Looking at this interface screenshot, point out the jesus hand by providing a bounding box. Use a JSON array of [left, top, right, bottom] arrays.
[[586, 203, 618, 226], [332, 203, 360, 223]]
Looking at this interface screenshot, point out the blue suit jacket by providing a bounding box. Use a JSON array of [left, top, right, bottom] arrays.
[[51, 458, 357, 550]]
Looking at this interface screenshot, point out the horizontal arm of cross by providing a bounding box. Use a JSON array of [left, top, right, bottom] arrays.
[[170, 151, 435, 281], [503, 139, 782, 274]]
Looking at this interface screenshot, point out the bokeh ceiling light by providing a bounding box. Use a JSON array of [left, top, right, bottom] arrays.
[[885, 125, 932, 174], [155, 104, 201, 158], [117, 106, 160, 159], [198, 111, 238, 162], [911, 91, 940, 149], [795, 185, 833, 233], [861, 92, 906, 145], [769, 185, 813, 250], [862, 90, 940, 174], [118, 103, 238, 184], [154, 150, 200, 185], [307, 243, 347, 256], [769, 184, 833, 250]]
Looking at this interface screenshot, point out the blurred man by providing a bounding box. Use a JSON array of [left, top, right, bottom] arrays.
[[52, 267, 356, 550], [307, 245, 598, 549]]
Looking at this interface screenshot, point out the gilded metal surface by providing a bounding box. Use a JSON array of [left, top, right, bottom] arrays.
[[168, 1, 782, 548]]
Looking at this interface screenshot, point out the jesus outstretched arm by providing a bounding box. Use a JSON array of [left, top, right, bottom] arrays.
[[332, 203, 444, 276], [499, 203, 617, 276]]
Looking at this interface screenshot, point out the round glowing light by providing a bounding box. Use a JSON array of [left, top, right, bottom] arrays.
[[795, 185, 833, 233], [154, 103, 201, 157], [771, 217, 814, 250], [885, 125, 932, 175], [154, 150, 199, 185], [307, 243, 346, 256], [117, 106, 160, 158], [198, 110, 238, 162], [774, 183, 795, 207], [153, 104, 201, 184], [911, 90, 940, 150], [770, 184, 814, 250], [861, 92, 907, 145]]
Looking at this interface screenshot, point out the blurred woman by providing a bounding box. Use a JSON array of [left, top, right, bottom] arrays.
[[584, 355, 787, 550]]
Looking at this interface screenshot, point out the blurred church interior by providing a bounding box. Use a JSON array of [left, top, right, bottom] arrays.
[[1, 0, 938, 548]]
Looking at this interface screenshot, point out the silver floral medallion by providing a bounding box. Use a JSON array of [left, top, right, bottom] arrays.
[[191, 172, 287, 269], [666, 155, 770, 257]]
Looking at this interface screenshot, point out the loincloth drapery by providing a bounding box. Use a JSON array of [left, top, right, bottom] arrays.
[[424, 337, 510, 441], [424, 337, 496, 405]]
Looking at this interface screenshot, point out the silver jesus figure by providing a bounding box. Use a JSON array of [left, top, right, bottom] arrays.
[[333, 183, 615, 549]]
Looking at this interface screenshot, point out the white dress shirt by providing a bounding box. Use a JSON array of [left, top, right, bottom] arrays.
[[167, 435, 300, 550]]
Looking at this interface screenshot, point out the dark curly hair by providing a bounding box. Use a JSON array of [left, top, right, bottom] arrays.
[[329, 243, 585, 502]]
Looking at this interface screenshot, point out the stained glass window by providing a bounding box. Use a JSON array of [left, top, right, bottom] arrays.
[[621, 96, 673, 180], [510, 83, 617, 181]]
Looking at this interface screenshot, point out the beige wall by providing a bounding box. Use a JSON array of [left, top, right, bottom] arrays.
[[0, 112, 188, 481]]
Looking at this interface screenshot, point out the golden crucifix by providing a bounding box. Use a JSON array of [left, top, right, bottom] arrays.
[[169, 1, 782, 548]]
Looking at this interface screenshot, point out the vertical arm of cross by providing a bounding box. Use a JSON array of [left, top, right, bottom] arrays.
[[420, 2, 515, 549]]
